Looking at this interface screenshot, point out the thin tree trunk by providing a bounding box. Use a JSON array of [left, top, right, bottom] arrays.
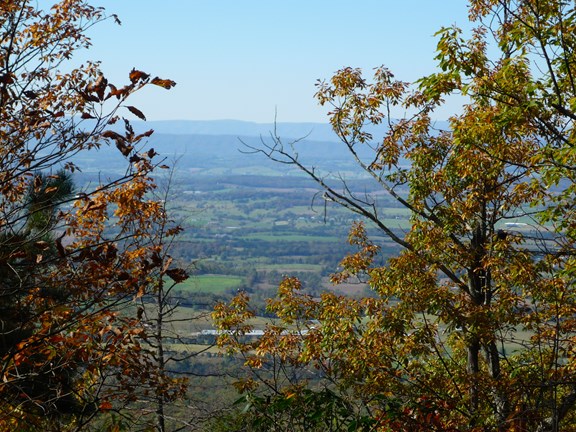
[[156, 280, 166, 432], [486, 339, 510, 430], [468, 336, 480, 417]]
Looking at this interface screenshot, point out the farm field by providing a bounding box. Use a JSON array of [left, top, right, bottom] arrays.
[[175, 275, 245, 294]]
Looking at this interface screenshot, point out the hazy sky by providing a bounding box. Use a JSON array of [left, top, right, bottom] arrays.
[[82, 1, 471, 123]]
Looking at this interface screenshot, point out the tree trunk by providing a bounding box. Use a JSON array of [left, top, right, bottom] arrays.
[[485, 339, 510, 430], [155, 280, 166, 432], [467, 218, 509, 426], [468, 336, 480, 417]]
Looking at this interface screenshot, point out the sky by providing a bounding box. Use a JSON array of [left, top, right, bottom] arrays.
[[81, 1, 471, 124]]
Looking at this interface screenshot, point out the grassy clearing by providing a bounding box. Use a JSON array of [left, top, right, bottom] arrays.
[[176, 275, 244, 293]]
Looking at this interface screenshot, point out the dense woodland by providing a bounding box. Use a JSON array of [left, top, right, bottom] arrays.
[[4, 0, 576, 431]]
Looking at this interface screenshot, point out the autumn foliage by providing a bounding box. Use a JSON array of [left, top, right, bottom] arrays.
[[0, 1, 183, 430], [214, 1, 576, 431]]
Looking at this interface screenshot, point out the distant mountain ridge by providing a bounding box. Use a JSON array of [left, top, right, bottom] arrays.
[[133, 119, 450, 142], [134, 119, 340, 142], [78, 119, 449, 172]]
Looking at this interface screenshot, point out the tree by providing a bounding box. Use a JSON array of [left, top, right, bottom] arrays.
[[0, 169, 78, 421], [215, 1, 576, 430], [0, 1, 179, 430], [126, 167, 211, 432], [0, 169, 74, 357]]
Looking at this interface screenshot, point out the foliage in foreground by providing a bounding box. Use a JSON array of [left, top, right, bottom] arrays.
[[215, 1, 576, 430], [0, 1, 186, 431]]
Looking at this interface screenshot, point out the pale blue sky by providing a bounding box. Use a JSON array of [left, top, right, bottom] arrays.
[[82, 1, 471, 123]]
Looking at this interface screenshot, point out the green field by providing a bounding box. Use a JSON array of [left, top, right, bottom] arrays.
[[242, 233, 339, 242], [176, 275, 245, 293]]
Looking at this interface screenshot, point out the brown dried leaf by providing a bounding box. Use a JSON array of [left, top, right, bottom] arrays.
[[102, 130, 125, 141], [129, 68, 150, 83], [107, 83, 123, 99], [88, 75, 108, 100], [151, 77, 176, 89], [135, 129, 154, 141], [126, 105, 146, 121], [116, 142, 133, 157], [165, 268, 188, 283]]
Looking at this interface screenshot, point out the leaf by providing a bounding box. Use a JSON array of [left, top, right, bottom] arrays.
[[81, 201, 107, 213], [129, 68, 150, 83], [106, 83, 123, 99], [134, 129, 154, 141], [99, 400, 113, 411], [166, 226, 183, 237], [115, 141, 133, 157], [165, 268, 188, 283], [143, 129, 154, 137], [87, 75, 108, 100], [126, 105, 146, 121], [34, 241, 50, 250], [79, 91, 100, 102], [102, 130, 125, 141], [55, 235, 66, 257], [161, 256, 173, 274], [151, 77, 177, 89]]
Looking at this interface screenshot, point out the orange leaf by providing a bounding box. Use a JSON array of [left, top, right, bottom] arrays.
[[107, 83, 124, 99], [151, 77, 176, 89], [99, 400, 113, 411], [129, 68, 149, 83]]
